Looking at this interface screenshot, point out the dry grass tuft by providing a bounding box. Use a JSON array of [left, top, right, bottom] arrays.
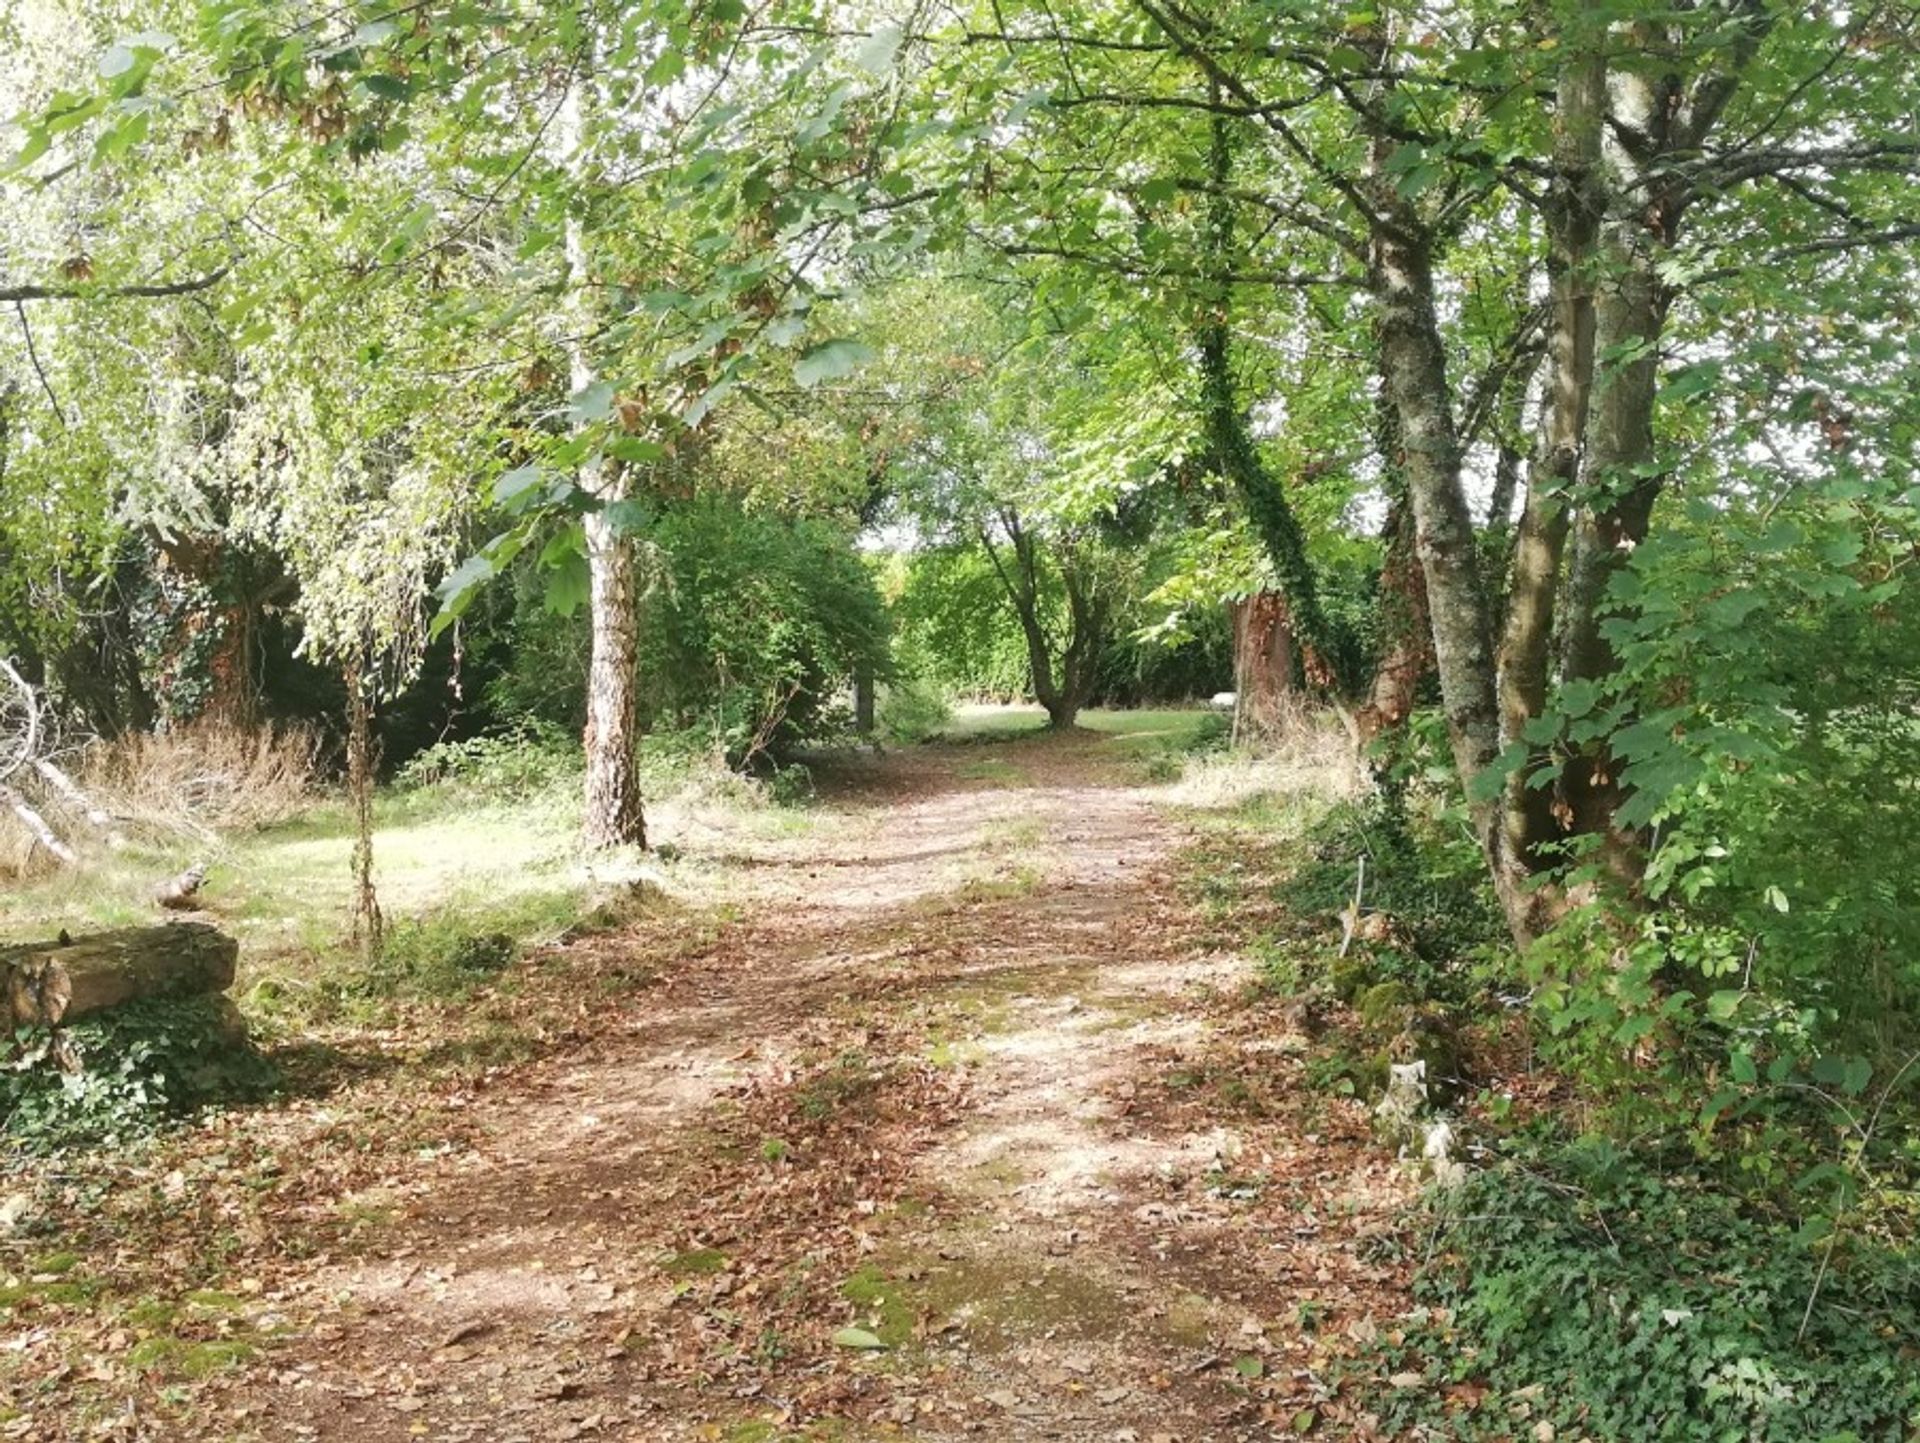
[[80, 720, 321, 840], [1164, 703, 1360, 810]]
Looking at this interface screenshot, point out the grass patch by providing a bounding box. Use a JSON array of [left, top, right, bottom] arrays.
[[794, 1051, 886, 1121], [839, 1263, 918, 1348], [660, 1248, 730, 1279], [124, 1336, 258, 1380]]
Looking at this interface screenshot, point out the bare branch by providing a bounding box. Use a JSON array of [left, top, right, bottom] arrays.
[[0, 266, 231, 305]]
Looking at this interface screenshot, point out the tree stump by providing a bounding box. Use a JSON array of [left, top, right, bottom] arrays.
[[2, 922, 238, 1028]]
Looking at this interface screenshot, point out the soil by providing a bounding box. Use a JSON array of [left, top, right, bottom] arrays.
[[6, 731, 1417, 1441]]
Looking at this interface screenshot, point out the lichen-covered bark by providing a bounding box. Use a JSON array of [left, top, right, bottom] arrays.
[[581, 485, 647, 849], [564, 75, 647, 851]]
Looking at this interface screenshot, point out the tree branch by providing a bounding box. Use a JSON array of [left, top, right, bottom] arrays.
[[11, 303, 65, 427], [0, 266, 231, 305]]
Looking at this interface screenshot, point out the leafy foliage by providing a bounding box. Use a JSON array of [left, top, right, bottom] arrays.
[[3, 997, 278, 1152], [639, 496, 890, 761], [1377, 1148, 1920, 1443]]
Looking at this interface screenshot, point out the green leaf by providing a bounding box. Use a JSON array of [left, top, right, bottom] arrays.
[[362, 73, 414, 102], [832, 1327, 886, 1350], [607, 438, 665, 465], [542, 549, 591, 617], [793, 338, 874, 388], [569, 381, 616, 422], [429, 553, 496, 635], [647, 48, 686, 85], [855, 23, 906, 76], [602, 499, 652, 533], [493, 465, 545, 507]]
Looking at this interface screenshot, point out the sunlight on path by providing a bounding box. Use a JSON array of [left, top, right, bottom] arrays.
[[197, 728, 1408, 1442]]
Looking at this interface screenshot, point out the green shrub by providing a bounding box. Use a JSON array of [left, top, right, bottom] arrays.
[[1278, 791, 1506, 1007], [1374, 1146, 1920, 1442], [395, 720, 580, 799], [875, 675, 953, 744], [2, 997, 278, 1152], [640, 497, 891, 761]]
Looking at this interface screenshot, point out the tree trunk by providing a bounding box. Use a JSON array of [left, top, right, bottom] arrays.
[[1016, 603, 1073, 729], [563, 74, 647, 851], [345, 658, 382, 957], [1230, 592, 1294, 742], [1200, 108, 1346, 692], [1, 783, 75, 865], [581, 493, 647, 848], [1494, 37, 1607, 876], [1355, 495, 1432, 747], [4, 922, 237, 1027], [854, 666, 875, 736]]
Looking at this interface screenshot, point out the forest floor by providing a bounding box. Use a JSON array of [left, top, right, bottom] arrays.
[[3, 721, 1429, 1442]]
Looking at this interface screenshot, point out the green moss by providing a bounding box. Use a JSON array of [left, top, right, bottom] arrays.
[[840, 1263, 918, 1348], [31, 1251, 79, 1275], [126, 1336, 258, 1378], [183, 1290, 247, 1313], [927, 1038, 986, 1068], [1328, 952, 1375, 1003], [0, 1279, 97, 1310], [660, 1248, 730, 1279], [122, 1298, 179, 1329], [1357, 980, 1413, 1027], [1164, 1292, 1219, 1348]]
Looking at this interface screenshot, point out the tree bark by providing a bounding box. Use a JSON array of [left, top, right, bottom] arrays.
[[4, 922, 237, 1027], [854, 666, 875, 737], [1552, 8, 1767, 876], [345, 657, 383, 956], [581, 491, 647, 846], [1, 783, 75, 865], [1230, 592, 1294, 742], [1199, 107, 1346, 692], [979, 512, 1104, 731], [563, 73, 647, 851], [1355, 494, 1432, 747], [1495, 35, 1607, 875]]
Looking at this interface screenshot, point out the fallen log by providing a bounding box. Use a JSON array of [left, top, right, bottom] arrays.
[[0, 782, 76, 865], [2, 921, 238, 1028]]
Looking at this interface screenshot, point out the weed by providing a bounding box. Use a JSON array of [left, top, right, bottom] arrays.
[[659, 1248, 730, 1279]]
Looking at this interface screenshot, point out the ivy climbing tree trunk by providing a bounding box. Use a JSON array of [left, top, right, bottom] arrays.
[[1199, 105, 1348, 694], [562, 70, 647, 851]]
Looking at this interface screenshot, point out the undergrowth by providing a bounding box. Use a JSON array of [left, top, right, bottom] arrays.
[[3, 997, 279, 1153], [1178, 754, 1920, 1441], [1371, 1145, 1920, 1442]]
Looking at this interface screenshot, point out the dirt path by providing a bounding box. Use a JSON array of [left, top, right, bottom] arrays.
[[199, 735, 1413, 1441]]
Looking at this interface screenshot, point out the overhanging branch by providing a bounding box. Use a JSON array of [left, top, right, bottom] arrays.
[[0, 266, 231, 305]]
